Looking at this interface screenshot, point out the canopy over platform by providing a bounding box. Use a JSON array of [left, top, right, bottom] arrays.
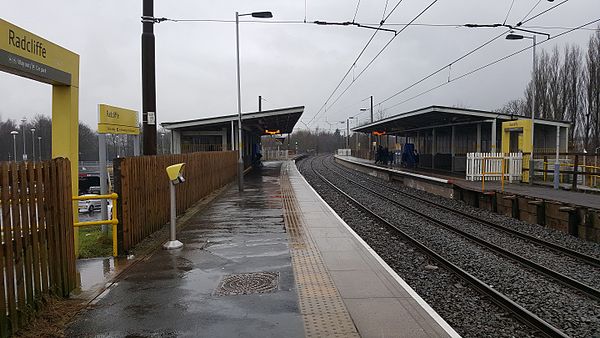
[[162, 106, 304, 135], [353, 105, 569, 134], [161, 106, 304, 156]]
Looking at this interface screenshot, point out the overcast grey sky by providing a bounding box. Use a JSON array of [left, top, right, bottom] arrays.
[[1, 1, 598, 131]]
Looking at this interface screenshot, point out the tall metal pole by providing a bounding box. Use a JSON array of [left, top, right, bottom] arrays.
[[236, 12, 244, 192], [346, 119, 350, 149], [37, 137, 42, 161], [369, 95, 373, 159], [21, 118, 26, 161], [30, 128, 36, 162], [142, 0, 157, 155], [530, 35, 536, 185], [11, 132, 18, 163], [99, 133, 109, 234], [259, 95, 262, 112]]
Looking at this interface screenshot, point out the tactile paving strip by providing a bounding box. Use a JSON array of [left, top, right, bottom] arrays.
[[280, 163, 360, 338]]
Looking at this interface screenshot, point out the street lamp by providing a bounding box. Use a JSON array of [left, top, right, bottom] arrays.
[[20, 118, 27, 161], [235, 10, 273, 192], [506, 32, 537, 184], [10, 131, 18, 163], [30, 128, 36, 162], [38, 136, 42, 161]]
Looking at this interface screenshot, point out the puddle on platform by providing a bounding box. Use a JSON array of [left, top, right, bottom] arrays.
[[71, 255, 132, 299]]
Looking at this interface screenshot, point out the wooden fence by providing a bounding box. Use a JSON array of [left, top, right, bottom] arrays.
[[0, 158, 76, 337], [466, 152, 523, 182], [114, 151, 238, 252]]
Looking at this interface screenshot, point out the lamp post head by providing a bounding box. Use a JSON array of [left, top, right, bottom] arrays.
[[251, 11, 273, 18], [11, 131, 18, 135], [506, 33, 524, 40], [30, 128, 36, 133]]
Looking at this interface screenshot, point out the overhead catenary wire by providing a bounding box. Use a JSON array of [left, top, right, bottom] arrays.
[[383, 16, 600, 112], [149, 17, 596, 33], [519, 0, 543, 24], [518, 0, 570, 26], [503, 0, 516, 25], [304, 0, 406, 127], [308, 0, 439, 126], [376, 0, 573, 108], [352, 0, 361, 23]]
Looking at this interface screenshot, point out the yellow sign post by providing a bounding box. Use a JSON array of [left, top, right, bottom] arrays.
[[97, 104, 140, 241], [98, 104, 140, 135], [0, 18, 81, 254]]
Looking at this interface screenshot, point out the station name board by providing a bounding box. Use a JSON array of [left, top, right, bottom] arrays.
[[98, 104, 140, 135], [0, 18, 77, 86]]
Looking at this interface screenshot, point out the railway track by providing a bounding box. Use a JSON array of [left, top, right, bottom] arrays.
[[330, 156, 600, 269], [299, 155, 600, 338], [321, 157, 600, 297]]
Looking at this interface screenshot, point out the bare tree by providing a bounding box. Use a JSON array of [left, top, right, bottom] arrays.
[[583, 29, 600, 151]]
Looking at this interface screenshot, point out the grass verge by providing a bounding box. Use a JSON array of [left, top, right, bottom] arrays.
[[78, 225, 112, 258]]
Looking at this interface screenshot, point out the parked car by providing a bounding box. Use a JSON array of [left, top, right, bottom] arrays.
[[78, 194, 102, 213]]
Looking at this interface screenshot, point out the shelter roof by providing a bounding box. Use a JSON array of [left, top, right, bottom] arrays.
[[161, 106, 304, 135], [353, 105, 570, 134]]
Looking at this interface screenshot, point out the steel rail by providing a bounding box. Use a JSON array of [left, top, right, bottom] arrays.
[[305, 156, 567, 338], [322, 157, 600, 301], [332, 156, 600, 268]]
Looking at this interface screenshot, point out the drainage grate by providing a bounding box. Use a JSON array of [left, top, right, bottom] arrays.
[[215, 272, 279, 296]]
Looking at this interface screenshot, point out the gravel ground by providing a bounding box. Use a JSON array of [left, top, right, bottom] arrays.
[[298, 155, 600, 338], [323, 156, 600, 290]]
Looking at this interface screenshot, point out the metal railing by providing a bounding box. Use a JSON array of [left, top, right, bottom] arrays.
[[481, 156, 506, 192], [72, 193, 119, 257]]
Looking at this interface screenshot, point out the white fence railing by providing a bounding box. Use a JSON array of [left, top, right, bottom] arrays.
[[263, 150, 290, 161], [336, 149, 352, 156], [466, 152, 523, 182]]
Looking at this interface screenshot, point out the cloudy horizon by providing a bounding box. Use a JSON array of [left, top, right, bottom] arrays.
[[1, 0, 598, 131]]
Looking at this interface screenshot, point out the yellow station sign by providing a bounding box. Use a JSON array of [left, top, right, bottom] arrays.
[[0, 18, 79, 86], [98, 104, 140, 135]]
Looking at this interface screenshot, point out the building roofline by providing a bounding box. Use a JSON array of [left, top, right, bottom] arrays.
[[161, 106, 305, 130], [354, 105, 570, 131]]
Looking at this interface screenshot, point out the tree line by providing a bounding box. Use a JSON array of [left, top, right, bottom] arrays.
[[0, 114, 172, 162], [498, 28, 600, 152]]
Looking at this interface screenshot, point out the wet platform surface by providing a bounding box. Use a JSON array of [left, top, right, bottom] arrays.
[[67, 162, 303, 337], [67, 160, 457, 338]]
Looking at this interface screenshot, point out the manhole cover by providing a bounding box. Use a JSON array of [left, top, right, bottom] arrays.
[[215, 271, 279, 296]]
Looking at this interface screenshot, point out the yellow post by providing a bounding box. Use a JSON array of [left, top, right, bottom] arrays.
[[481, 158, 486, 192], [73, 193, 119, 257], [501, 119, 533, 182], [112, 196, 118, 257], [53, 85, 80, 255], [1, 18, 80, 256], [501, 157, 505, 192]]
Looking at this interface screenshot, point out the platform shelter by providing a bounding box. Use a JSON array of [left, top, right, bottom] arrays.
[[353, 105, 570, 173], [161, 106, 304, 165]]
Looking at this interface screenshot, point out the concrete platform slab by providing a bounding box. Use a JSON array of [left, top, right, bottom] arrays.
[[282, 161, 460, 338], [67, 162, 304, 338]]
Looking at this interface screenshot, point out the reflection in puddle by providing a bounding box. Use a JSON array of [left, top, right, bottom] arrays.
[[73, 255, 130, 297]]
